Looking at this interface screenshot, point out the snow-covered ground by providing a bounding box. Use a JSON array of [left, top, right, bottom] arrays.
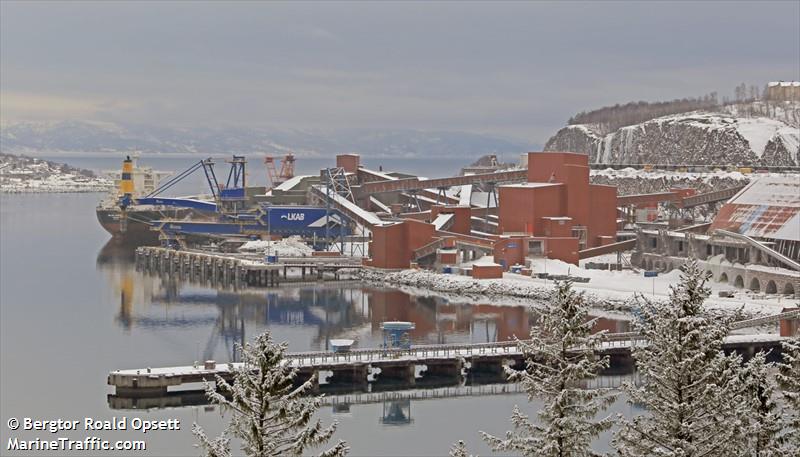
[[363, 258, 798, 318], [239, 236, 370, 258], [239, 236, 314, 257]]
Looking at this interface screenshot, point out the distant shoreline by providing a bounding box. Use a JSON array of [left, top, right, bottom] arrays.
[[0, 152, 113, 194]]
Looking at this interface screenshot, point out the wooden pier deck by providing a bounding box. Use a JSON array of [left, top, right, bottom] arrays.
[[135, 246, 363, 288]]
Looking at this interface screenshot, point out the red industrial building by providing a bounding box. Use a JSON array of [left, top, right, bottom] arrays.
[[365, 152, 619, 270], [495, 152, 618, 265]]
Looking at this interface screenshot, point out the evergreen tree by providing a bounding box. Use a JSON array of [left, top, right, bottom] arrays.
[[740, 351, 783, 456], [193, 332, 348, 457], [481, 280, 614, 457], [777, 337, 800, 455], [614, 261, 748, 457], [449, 440, 475, 457]]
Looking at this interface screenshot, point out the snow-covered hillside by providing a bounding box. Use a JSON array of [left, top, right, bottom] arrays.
[[0, 153, 112, 193], [545, 110, 799, 166]]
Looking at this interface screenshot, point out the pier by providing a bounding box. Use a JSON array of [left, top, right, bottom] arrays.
[[135, 246, 362, 288], [108, 332, 788, 398]]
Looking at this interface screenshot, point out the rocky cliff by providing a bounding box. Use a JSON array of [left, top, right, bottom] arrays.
[[545, 112, 799, 166]]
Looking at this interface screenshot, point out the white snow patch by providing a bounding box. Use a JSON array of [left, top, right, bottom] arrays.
[[735, 117, 791, 157], [239, 235, 314, 257]]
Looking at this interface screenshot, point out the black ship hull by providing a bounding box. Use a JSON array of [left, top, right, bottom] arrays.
[[96, 207, 193, 245]]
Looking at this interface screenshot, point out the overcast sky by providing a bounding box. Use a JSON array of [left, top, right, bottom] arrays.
[[1, 1, 798, 143]]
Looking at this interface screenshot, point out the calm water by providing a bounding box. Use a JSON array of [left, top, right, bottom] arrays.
[[1, 155, 640, 456]]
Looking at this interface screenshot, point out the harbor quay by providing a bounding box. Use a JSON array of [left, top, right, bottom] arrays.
[[135, 246, 362, 288]]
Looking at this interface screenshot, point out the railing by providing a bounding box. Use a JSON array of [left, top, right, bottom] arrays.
[[438, 230, 495, 248], [731, 309, 800, 330], [285, 332, 648, 366], [578, 239, 637, 260], [285, 325, 782, 367], [321, 383, 525, 406], [681, 186, 745, 208], [715, 230, 800, 271], [356, 169, 528, 196], [413, 238, 445, 260], [618, 192, 680, 206]]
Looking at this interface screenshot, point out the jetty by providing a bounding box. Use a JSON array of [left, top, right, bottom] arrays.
[[135, 246, 362, 288], [108, 330, 790, 398]]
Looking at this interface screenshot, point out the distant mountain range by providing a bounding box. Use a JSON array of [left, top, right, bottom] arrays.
[[0, 120, 535, 158]]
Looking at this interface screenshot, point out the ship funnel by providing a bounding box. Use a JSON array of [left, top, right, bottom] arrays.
[[120, 156, 134, 196]]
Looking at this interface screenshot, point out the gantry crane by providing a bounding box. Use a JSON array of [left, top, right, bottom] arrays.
[[264, 153, 296, 189]]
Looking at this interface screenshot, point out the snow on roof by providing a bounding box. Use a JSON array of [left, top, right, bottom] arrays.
[[768, 81, 800, 87], [501, 182, 562, 188], [362, 168, 397, 180], [727, 177, 799, 207], [458, 184, 473, 206], [274, 175, 311, 191], [432, 213, 454, 230], [316, 185, 387, 226], [710, 177, 800, 240], [464, 256, 500, 267], [771, 213, 800, 242], [470, 192, 498, 208], [369, 196, 392, 213]]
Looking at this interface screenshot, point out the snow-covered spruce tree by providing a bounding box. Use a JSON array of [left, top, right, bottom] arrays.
[[193, 332, 348, 457], [740, 351, 783, 456], [449, 440, 475, 457], [614, 261, 749, 457], [481, 280, 615, 457], [777, 337, 800, 454]]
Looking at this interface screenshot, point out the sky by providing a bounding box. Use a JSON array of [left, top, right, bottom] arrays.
[[1, 1, 798, 144]]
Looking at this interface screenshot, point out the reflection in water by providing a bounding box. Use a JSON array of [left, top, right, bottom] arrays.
[[96, 240, 633, 363], [381, 400, 412, 425]]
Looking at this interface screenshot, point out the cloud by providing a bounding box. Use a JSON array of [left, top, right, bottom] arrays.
[[1, 92, 111, 121], [1, 1, 798, 143]]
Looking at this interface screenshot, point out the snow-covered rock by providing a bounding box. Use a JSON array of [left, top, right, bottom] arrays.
[[546, 111, 799, 166]]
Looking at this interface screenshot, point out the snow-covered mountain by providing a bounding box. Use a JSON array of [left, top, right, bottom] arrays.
[[0, 120, 534, 158], [545, 110, 799, 166]]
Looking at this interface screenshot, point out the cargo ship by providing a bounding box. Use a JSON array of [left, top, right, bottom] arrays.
[[96, 155, 207, 244]]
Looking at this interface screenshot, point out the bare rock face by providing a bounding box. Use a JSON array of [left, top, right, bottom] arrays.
[[545, 113, 799, 166]]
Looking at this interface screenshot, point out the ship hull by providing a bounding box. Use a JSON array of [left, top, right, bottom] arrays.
[[96, 207, 193, 245]]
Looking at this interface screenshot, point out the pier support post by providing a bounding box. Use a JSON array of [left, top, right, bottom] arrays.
[[421, 359, 463, 380], [374, 363, 416, 384], [328, 364, 368, 387]]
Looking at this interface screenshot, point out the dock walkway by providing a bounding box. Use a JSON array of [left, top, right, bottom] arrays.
[[135, 246, 362, 288], [108, 332, 787, 397]]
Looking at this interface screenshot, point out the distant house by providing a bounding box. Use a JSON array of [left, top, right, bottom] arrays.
[[766, 81, 800, 101]]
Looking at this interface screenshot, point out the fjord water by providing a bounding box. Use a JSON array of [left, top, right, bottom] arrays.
[[0, 156, 638, 456]]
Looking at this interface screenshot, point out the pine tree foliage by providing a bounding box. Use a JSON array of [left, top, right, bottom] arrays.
[[777, 337, 800, 455], [192, 423, 232, 457], [193, 332, 348, 457], [740, 351, 783, 457], [613, 261, 748, 457], [449, 440, 475, 457], [481, 280, 614, 457]]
